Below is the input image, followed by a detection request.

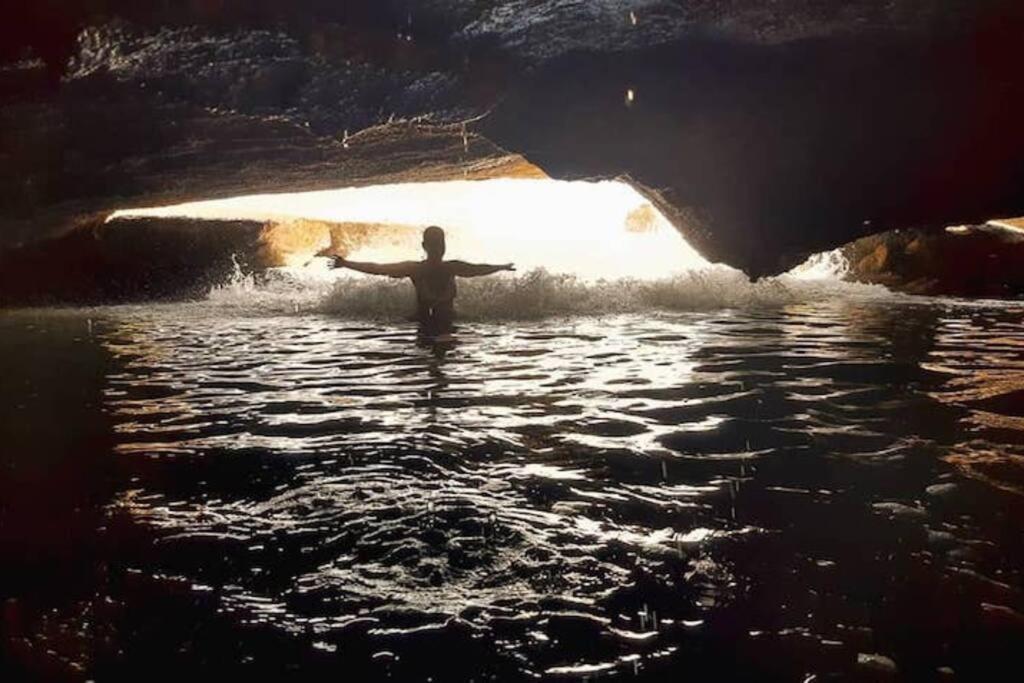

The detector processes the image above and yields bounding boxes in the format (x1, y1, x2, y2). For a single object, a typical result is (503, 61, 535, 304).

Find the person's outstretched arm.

(449, 261, 515, 277)
(332, 257, 417, 278)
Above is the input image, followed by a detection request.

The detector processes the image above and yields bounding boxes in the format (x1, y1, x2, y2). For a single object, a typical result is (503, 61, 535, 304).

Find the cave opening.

(109, 177, 714, 282)
(2, 175, 881, 309)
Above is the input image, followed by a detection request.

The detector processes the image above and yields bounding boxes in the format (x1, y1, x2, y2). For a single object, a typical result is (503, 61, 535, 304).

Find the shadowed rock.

(479, 30, 1024, 277)
(0, 216, 266, 305)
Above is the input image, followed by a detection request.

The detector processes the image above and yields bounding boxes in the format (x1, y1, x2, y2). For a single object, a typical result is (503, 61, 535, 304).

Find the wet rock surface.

(841, 225, 1024, 299)
(2, 2, 1024, 276)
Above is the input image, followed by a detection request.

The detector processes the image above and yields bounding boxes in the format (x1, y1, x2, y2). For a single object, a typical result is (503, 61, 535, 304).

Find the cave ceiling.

(2, 1, 1023, 277)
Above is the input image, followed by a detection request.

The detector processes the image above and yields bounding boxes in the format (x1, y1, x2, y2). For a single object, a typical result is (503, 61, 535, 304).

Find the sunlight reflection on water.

(4, 292, 1024, 680)
(12, 299, 999, 679)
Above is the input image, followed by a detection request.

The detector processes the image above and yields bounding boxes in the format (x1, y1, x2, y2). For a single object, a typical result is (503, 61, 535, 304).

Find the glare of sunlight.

(111, 179, 711, 279)
(987, 218, 1024, 234)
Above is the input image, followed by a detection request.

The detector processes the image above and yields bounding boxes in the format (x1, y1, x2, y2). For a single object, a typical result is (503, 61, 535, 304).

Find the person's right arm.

(333, 257, 417, 278)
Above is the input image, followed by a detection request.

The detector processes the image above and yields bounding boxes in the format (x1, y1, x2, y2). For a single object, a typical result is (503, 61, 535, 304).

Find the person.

(328, 226, 514, 332)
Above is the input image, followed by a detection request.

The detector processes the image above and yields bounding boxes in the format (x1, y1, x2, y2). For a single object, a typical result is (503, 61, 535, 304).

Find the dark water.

(3, 301, 1024, 681)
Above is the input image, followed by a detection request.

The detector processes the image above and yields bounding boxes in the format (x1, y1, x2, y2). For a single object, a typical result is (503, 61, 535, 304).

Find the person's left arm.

(448, 261, 515, 277)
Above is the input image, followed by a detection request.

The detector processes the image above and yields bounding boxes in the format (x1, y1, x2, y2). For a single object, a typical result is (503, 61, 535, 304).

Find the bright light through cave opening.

(111, 179, 713, 280)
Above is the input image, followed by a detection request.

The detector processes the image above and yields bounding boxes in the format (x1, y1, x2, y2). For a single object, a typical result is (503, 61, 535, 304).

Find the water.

(3, 274, 1024, 681)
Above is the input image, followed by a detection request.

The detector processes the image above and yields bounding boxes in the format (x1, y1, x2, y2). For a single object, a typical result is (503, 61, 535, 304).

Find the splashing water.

(205, 259, 897, 318)
(788, 248, 851, 280)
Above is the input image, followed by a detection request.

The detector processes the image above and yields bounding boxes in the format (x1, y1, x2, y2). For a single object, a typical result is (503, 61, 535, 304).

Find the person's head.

(422, 226, 446, 260)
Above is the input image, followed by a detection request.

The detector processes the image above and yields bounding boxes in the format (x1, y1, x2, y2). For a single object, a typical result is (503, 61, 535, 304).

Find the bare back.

(410, 261, 458, 310)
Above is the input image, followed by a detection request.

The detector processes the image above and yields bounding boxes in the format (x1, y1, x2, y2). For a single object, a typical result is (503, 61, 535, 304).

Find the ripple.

(5, 302, 1024, 679)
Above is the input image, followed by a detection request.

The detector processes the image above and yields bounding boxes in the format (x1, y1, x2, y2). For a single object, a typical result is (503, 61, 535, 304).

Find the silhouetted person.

(329, 226, 514, 333)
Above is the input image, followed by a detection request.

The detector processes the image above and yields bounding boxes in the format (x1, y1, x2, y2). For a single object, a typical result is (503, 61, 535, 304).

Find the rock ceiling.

(2, 1, 1023, 276)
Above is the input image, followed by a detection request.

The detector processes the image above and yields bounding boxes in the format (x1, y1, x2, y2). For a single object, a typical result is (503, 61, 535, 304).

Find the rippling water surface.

(3, 294, 1024, 681)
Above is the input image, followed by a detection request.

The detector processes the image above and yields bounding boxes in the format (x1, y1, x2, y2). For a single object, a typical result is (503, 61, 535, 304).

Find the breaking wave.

(205, 256, 900, 319)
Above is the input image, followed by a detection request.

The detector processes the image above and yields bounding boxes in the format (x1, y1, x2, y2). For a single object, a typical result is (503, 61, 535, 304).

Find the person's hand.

(315, 248, 345, 268)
